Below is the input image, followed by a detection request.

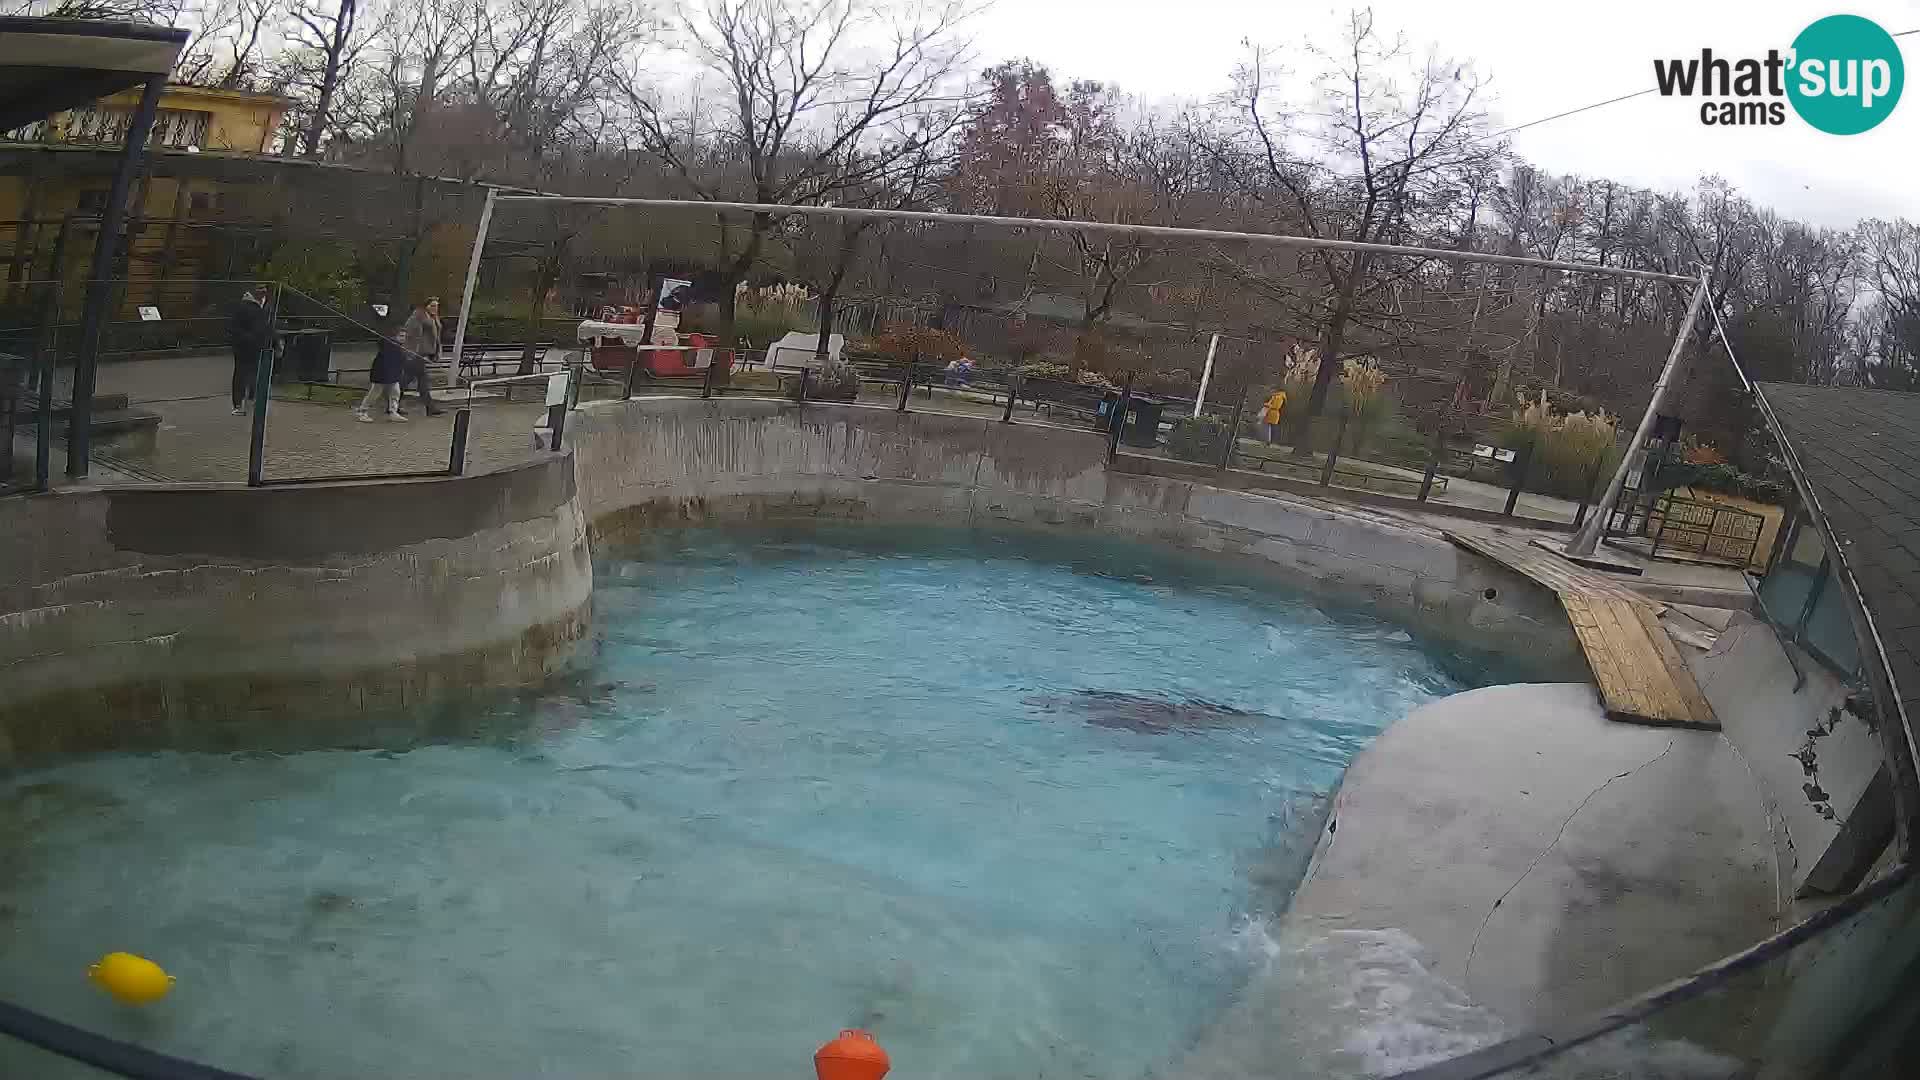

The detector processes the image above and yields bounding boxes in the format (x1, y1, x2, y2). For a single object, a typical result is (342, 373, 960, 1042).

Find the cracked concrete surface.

(1283, 682, 1779, 1032)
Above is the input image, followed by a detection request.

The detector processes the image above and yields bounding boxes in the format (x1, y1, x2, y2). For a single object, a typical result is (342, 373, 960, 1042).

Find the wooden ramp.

(1446, 531, 1718, 729)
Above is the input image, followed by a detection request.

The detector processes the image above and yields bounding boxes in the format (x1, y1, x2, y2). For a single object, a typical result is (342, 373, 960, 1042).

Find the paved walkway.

(88, 353, 551, 483)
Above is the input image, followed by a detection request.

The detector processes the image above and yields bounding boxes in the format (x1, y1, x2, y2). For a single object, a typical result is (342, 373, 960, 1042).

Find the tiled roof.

(1759, 383, 1920, 724)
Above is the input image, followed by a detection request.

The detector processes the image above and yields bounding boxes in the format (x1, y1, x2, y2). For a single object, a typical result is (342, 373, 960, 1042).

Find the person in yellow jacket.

(1259, 387, 1288, 443)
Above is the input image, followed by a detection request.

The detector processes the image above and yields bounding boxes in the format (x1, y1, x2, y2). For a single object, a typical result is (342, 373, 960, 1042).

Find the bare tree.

(1210, 9, 1500, 449)
(0, 0, 185, 17)
(176, 0, 281, 89)
(787, 130, 950, 364)
(614, 0, 974, 354)
(1859, 218, 1920, 388)
(289, 0, 363, 157)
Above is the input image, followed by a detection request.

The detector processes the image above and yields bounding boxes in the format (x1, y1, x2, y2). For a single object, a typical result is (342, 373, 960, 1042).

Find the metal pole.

(1574, 458, 1604, 528)
(1566, 273, 1709, 555)
(896, 361, 912, 411)
(1218, 402, 1242, 472)
(1418, 418, 1446, 502)
(449, 187, 496, 388)
(33, 295, 55, 491)
(702, 352, 717, 398)
(1001, 373, 1020, 423)
(447, 408, 471, 475)
(1504, 441, 1534, 517)
(68, 75, 165, 479)
(491, 196, 1695, 285)
(1106, 374, 1135, 465)
(245, 288, 278, 486)
(1193, 332, 1219, 418)
(1320, 407, 1349, 486)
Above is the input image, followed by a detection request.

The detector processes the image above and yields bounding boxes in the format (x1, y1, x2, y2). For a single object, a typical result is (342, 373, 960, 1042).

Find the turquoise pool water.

(0, 527, 1501, 1078)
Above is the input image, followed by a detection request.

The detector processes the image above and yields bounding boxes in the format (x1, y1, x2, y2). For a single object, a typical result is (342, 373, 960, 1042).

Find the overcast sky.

(968, 0, 1919, 230)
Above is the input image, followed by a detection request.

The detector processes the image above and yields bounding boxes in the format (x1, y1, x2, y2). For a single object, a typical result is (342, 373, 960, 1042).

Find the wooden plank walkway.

(1446, 531, 1719, 729)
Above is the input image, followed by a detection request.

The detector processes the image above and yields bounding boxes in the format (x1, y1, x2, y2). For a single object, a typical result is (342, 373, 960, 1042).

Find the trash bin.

(279, 328, 332, 383)
(1122, 398, 1165, 447)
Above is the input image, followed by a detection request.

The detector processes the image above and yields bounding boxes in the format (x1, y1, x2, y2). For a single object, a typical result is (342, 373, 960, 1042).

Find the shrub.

(787, 359, 862, 401)
(1015, 360, 1071, 382)
(1660, 461, 1790, 505)
(1680, 437, 1727, 466)
(1076, 369, 1118, 391)
(1500, 390, 1622, 499)
(1339, 357, 1393, 451)
(1282, 344, 1319, 393)
(1141, 368, 1197, 396)
(869, 324, 968, 364)
(261, 239, 364, 313)
(1167, 414, 1232, 463)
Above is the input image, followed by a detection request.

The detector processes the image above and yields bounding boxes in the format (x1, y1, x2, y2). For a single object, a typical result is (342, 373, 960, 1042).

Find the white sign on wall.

(137, 306, 161, 322)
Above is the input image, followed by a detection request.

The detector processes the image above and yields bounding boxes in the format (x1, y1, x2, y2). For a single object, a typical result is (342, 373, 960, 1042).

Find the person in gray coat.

(398, 296, 443, 416)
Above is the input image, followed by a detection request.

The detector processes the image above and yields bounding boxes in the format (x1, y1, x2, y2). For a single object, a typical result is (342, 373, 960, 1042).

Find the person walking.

(397, 296, 444, 416)
(354, 325, 408, 423)
(1260, 386, 1288, 444)
(226, 287, 272, 415)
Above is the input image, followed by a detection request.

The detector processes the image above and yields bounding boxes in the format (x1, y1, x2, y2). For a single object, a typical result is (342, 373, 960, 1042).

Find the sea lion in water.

(1026, 690, 1269, 734)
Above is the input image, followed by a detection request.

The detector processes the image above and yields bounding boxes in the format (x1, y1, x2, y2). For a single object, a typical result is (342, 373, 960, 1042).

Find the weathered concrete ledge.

(1279, 683, 1777, 1035)
(0, 455, 592, 766)
(570, 396, 1588, 678)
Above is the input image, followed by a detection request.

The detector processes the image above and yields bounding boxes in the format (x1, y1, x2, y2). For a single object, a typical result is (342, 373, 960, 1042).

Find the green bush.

(261, 240, 364, 313)
(1166, 414, 1232, 463)
(1659, 462, 1790, 505)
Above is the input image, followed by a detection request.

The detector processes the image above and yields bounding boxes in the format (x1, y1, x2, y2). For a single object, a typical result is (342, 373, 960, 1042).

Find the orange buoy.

(814, 1029, 889, 1080)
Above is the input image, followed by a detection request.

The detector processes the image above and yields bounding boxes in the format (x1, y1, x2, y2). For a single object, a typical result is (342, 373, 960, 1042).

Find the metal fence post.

(1218, 402, 1242, 472)
(1573, 457, 1606, 528)
(1001, 373, 1020, 423)
(622, 348, 639, 400)
(1319, 406, 1350, 486)
(1105, 374, 1135, 465)
(32, 290, 57, 491)
(798, 366, 812, 405)
(568, 350, 585, 410)
(1417, 418, 1447, 502)
(1503, 440, 1535, 517)
(447, 408, 471, 475)
(545, 370, 568, 451)
(896, 361, 913, 411)
(701, 353, 717, 399)
(69, 75, 165, 479)
(246, 341, 273, 486)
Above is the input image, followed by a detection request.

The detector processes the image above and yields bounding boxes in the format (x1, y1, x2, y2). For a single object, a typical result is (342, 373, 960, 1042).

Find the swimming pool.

(0, 526, 1503, 1078)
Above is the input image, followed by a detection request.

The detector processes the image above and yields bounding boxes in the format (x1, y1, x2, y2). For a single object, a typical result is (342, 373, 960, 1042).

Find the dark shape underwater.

(1026, 689, 1273, 734)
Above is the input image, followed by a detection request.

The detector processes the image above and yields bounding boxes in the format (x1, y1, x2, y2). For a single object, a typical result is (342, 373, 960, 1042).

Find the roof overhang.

(0, 17, 189, 133)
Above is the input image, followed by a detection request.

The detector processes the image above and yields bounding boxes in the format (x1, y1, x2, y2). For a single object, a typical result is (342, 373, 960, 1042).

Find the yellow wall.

(78, 85, 289, 154)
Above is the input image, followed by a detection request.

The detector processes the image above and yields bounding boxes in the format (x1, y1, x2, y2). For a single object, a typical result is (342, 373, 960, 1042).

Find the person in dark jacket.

(227, 288, 272, 414)
(354, 324, 409, 423)
(397, 296, 443, 416)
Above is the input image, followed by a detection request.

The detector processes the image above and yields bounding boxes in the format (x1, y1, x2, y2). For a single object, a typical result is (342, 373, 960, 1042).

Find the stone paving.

(92, 353, 555, 483)
(61, 354, 1584, 537)
(75, 354, 1047, 485)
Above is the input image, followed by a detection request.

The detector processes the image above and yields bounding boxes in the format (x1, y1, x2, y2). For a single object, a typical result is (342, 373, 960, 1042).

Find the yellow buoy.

(88, 952, 174, 1005)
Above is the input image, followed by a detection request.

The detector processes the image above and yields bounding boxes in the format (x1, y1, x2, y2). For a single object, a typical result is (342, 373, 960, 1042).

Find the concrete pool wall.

(570, 397, 1586, 676)
(0, 454, 590, 766)
(0, 395, 1585, 761)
